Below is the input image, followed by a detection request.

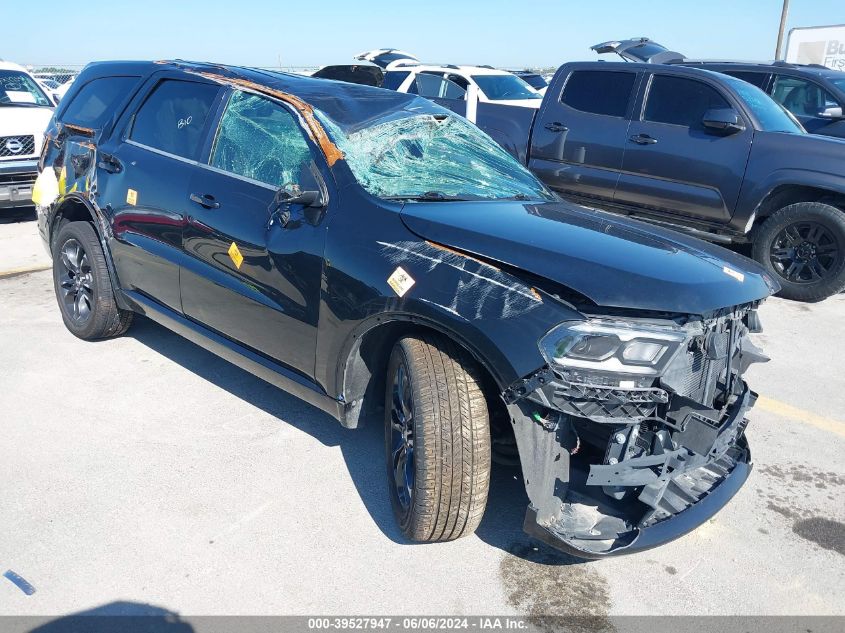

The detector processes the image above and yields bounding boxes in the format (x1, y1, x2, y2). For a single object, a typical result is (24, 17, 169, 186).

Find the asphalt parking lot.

(1, 211, 843, 622)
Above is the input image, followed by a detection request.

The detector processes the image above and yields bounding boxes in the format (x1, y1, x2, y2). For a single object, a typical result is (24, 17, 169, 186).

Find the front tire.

(52, 221, 133, 340)
(752, 202, 845, 302)
(385, 333, 491, 543)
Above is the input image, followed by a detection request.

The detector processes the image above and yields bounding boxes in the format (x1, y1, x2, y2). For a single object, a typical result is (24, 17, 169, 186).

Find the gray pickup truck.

(406, 61, 845, 302)
(472, 62, 845, 302)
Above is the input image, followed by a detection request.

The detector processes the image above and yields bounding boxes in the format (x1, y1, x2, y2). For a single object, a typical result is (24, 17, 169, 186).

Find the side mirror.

(274, 183, 325, 208)
(702, 108, 746, 134)
(819, 105, 844, 119)
(270, 184, 326, 228)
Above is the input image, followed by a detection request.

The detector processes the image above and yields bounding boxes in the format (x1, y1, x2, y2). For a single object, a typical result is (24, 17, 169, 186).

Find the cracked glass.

(318, 111, 555, 201)
(211, 90, 314, 188)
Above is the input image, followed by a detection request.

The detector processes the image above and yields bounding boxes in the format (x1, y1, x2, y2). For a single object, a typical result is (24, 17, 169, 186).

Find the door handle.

(544, 122, 569, 133)
(629, 134, 658, 145)
(189, 192, 220, 209)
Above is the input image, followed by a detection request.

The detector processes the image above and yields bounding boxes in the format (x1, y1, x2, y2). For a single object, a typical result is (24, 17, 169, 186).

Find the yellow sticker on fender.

(387, 266, 415, 297)
(126, 189, 137, 205)
(228, 242, 244, 269)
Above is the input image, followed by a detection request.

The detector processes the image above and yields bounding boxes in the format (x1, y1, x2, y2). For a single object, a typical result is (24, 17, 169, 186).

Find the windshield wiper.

(384, 191, 476, 202)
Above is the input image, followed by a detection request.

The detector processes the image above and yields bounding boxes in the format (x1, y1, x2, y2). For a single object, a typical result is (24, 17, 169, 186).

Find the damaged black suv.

(36, 61, 778, 557)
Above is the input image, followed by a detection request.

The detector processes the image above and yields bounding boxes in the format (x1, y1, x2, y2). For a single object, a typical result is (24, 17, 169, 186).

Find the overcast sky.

(5, 0, 843, 69)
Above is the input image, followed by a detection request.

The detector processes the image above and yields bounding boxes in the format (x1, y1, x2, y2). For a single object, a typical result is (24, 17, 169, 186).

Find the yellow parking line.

(757, 395, 845, 438)
(0, 264, 51, 279)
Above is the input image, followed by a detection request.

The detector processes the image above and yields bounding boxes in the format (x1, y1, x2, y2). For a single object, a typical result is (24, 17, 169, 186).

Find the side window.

(723, 71, 770, 90)
(209, 90, 315, 188)
(772, 75, 840, 117)
(560, 70, 637, 117)
(644, 75, 730, 128)
(61, 76, 141, 128)
(383, 71, 410, 91)
(130, 79, 220, 160)
(414, 73, 447, 98)
(441, 76, 467, 100)
(447, 74, 470, 90)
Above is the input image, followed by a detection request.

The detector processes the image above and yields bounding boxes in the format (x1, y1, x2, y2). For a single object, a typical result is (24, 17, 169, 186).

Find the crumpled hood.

(399, 199, 777, 315)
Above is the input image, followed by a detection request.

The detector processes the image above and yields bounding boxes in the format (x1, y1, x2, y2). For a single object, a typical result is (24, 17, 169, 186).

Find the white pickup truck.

(0, 61, 54, 210)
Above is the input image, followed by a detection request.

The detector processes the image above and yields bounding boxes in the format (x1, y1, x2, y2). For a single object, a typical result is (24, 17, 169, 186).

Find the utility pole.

(775, 0, 791, 60)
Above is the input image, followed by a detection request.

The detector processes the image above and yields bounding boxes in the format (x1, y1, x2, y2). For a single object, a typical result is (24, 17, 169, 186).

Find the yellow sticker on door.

(126, 189, 137, 205)
(228, 242, 244, 269)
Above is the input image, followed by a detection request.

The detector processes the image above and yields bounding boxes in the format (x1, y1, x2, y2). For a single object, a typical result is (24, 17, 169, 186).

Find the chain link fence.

(27, 65, 85, 87)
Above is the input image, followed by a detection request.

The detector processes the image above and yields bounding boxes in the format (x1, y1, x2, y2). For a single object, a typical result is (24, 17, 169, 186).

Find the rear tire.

(751, 202, 845, 302)
(52, 221, 133, 340)
(384, 333, 491, 542)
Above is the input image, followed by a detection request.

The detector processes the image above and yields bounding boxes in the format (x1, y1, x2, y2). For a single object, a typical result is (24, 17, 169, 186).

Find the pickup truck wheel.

(752, 202, 845, 302)
(384, 334, 491, 542)
(52, 221, 133, 340)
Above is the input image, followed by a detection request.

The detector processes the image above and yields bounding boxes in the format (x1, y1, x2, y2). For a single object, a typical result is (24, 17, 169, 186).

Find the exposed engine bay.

(504, 304, 767, 557)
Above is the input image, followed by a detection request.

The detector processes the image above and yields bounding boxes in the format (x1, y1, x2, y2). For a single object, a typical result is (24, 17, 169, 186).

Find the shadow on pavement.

(128, 315, 584, 564)
(27, 601, 193, 633)
(0, 206, 36, 225)
(128, 316, 404, 546)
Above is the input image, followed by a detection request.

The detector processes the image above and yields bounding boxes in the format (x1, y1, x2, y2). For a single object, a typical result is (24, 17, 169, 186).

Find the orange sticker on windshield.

(228, 242, 244, 269)
(126, 189, 137, 205)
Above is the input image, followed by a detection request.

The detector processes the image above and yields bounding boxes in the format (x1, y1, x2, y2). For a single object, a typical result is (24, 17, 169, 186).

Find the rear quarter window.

(61, 76, 141, 129)
(560, 70, 637, 117)
(129, 79, 220, 160)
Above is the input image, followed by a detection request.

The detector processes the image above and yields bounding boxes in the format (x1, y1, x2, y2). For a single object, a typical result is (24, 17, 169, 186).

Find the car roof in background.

(405, 64, 514, 76)
(71, 59, 439, 134)
(680, 60, 845, 77)
(564, 59, 746, 80)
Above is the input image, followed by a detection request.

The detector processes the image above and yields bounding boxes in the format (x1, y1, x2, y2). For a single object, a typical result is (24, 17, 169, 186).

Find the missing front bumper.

(523, 456, 751, 559)
(509, 383, 756, 558)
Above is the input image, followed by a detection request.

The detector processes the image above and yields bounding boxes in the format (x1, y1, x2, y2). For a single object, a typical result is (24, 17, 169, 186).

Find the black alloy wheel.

(769, 221, 840, 284)
(384, 334, 491, 543)
(389, 358, 415, 517)
(52, 221, 134, 340)
(752, 202, 845, 302)
(57, 238, 94, 325)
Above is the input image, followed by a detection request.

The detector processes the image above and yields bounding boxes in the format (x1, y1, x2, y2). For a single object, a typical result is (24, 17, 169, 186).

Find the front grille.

(551, 381, 669, 423)
(0, 172, 36, 186)
(0, 135, 36, 158)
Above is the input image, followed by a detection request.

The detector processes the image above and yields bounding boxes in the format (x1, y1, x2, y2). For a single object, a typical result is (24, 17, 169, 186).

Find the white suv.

(391, 64, 543, 109)
(0, 61, 54, 210)
(353, 50, 542, 122)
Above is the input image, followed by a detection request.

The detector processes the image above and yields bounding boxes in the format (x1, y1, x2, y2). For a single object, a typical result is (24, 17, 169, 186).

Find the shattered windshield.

(319, 111, 555, 201)
(0, 70, 52, 107)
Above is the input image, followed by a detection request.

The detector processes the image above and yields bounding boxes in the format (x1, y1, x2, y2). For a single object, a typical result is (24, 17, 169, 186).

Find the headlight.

(539, 319, 687, 376)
